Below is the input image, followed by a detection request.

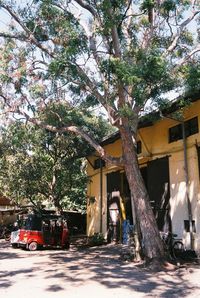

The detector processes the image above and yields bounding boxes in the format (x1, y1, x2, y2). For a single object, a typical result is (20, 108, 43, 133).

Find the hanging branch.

(19, 109, 125, 167)
(177, 44, 200, 66)
(1, 3, 54, 58)
(163, 9, 200, 56)
(73, 0, 98, 18)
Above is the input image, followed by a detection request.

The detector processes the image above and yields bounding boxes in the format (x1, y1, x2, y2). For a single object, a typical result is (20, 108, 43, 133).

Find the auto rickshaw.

(11, 213, 70, 251)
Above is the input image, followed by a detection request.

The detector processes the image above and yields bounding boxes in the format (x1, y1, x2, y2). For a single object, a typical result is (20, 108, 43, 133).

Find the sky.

(0, 8, 10, 29)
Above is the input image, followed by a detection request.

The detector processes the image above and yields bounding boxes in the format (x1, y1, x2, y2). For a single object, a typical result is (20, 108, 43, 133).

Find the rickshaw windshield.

(20, 215, 42, 231)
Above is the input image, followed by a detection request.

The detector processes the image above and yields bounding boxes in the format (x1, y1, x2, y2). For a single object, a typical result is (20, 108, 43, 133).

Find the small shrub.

(88, 233, 105, 246)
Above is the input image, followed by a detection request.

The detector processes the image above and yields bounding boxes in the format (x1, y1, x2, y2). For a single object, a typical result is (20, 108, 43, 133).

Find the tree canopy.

(0, 103, 114, 212)
(0, 1, 199, 119)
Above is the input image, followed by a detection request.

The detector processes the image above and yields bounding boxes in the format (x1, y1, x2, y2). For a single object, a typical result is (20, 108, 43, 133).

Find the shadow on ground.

(48, 244, 199, 297)
(0, 239, 199, 297)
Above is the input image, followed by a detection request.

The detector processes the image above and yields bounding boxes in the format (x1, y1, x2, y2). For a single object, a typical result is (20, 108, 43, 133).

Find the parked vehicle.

(160, 231, 184, 259)
(11, 213, 70, 251)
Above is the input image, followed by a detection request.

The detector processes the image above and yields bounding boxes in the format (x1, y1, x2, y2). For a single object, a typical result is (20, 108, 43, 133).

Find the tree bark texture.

(119, 126, 165, 260)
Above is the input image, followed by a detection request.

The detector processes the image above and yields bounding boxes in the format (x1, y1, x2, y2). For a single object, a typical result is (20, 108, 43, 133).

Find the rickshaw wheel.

(28, 241, 38, 251)
(4, 232, 11, 241)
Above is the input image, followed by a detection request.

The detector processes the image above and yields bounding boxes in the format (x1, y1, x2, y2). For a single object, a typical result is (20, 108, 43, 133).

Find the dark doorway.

(107, 171, 121, 195)
(140, 166, 148, 189)
(196, 146, 200, 178)
(106, 156, 171, 242)
(147, 156, 171, 232)
(107, 196, 121, 242)
(106, 171, 132, 242)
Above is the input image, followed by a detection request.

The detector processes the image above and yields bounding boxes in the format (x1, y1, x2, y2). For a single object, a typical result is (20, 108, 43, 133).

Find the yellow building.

(87, 93, 200, 253)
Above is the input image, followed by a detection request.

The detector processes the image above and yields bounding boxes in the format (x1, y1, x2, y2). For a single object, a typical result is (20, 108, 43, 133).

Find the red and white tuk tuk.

(11, 213, 70, 251)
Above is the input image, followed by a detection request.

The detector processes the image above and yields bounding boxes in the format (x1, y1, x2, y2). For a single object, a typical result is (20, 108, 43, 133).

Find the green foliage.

(183, 62, 200, 92)
(0, 122, 88, 210)
(0, 0, 198, 201)
(26, 19, 49, 41)
(88, 233, 105, 246)
(161, 0, 176, 13)
(141, 0, 155, 11)
(39, 102, 114, 143)
(0, 105, 113, 211)
(101, 48, 175, 107)
(0, 0, 198, 115)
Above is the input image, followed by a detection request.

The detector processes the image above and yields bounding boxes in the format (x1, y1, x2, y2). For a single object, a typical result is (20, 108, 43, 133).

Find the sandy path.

(0, 239, 200, 298)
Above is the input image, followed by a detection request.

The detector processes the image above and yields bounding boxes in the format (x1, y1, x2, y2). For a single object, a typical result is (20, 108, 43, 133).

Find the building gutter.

(181, 123, 194, 250)
(100, 159, 103, 233)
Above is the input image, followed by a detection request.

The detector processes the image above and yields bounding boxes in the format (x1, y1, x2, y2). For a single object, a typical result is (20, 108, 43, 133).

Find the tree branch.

(164, 9, 200, 56)
(1, 4, 54, 58)
(0, 32, 27, 41)
(122, 1, 134, 50)
(0, 10, 116, 121)
(0, 92, 123, 166)
(73, 0, 98, 18)
(74, 62, 117, 118)
(18, 110, 124, 167)
(177, 44, 200, 66)
(118, 0, 132, 29)
(111, 25, 122, 58)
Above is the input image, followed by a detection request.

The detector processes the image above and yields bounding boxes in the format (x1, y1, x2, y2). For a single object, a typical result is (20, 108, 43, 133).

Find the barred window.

(169, 117, 198, 143)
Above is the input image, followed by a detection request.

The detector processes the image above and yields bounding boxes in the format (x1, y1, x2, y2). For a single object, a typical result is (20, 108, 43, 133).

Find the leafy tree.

(0, 0, 199, 263)
(0, 104, 114, 212)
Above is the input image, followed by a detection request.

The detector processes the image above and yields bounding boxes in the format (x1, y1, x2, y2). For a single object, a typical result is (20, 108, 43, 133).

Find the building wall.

(87, 99, 200, 252)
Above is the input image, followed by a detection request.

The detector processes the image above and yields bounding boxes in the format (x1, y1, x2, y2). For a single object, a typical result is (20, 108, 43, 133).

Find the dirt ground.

(0, 239, 200, 298)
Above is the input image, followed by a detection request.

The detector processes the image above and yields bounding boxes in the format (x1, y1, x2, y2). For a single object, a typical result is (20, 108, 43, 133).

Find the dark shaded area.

(46, 285, 64, 292)
(66, 212, 86, 235)
(106, 157, 171, 242)
(0, 281, 13, 288)
(147, 156, 171, 232)
(106, 171, 133, 242)
(0, 251, 20, 260)
(0, 269, 34, 278)
(0, 269, 34, 290)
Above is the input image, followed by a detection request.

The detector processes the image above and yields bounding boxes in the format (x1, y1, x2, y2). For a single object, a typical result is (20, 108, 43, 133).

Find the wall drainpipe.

(100, 159, 103, 233)
(160, 112, 194, 250)
(182, 122, 194, 250)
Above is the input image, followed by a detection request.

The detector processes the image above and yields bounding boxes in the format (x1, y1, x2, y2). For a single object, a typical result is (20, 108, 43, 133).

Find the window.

(185, 117, 199, 137)
(184, 220, 196, 233)
(169, 123, 182, 143)
(137, 140, 142, 154)
(169, 116, 198, 143)
(94, 158, 105, 170)
(196, 146, 200, 178)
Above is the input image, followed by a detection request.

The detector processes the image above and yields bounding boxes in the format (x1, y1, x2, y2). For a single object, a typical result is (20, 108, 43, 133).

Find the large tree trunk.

(119, 126, 166, 260)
